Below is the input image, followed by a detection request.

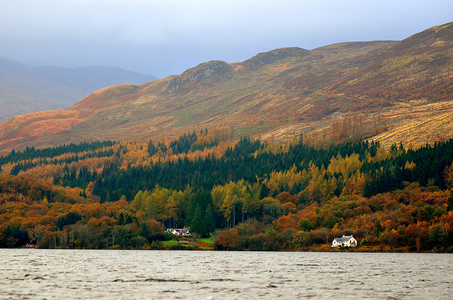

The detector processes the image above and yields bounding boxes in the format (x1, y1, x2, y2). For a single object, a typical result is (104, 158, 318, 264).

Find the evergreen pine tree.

(259, 183, 269, 199)
(290, 182, 300, 195)
(190, 204, 207, 236)
(205, 204, 216, 234)
(284, 182, 290, 192)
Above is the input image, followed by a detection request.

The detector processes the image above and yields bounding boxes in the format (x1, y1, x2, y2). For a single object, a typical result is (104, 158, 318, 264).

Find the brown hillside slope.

(0, 42, 391, 150)
(0, 22, 452, 151)
(325, 22, 453, 103)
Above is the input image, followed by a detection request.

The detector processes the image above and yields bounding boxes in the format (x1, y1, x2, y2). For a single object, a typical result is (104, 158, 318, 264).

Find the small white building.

(166, 227, 190, 236)
(331, 235, 357, 248)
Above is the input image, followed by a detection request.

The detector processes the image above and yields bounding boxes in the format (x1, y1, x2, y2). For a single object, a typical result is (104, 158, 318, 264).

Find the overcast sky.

(1, 0, 451, 78)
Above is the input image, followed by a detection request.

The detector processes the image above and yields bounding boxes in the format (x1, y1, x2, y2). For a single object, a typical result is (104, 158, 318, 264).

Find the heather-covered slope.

(0, 22, 452, 151)
(325, 22, 453, 103)
(0, 41, 391, 150)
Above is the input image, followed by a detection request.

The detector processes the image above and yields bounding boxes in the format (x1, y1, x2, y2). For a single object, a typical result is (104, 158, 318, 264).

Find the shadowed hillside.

(0, 59, 157, 122)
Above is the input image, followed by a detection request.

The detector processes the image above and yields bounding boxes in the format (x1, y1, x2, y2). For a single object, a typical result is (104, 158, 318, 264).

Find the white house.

(331, 235, 357, 248)
(165, 227, 190, 236)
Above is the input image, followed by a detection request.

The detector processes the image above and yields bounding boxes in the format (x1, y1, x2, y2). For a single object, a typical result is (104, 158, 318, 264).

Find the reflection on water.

(0, 249, 451, 299)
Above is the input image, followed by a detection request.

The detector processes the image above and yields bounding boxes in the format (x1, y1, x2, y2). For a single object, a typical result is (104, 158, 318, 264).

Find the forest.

(0, 129, 452, 252)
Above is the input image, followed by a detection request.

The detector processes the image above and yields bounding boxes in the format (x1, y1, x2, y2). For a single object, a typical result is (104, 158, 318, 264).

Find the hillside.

(0, 58, 157, 122)
(0, 22, 452, 151)
(0, 134, 452, 251)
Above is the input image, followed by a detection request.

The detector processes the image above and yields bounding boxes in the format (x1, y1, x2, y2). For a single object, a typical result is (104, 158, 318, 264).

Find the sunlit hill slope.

(0, 22, 452, 151)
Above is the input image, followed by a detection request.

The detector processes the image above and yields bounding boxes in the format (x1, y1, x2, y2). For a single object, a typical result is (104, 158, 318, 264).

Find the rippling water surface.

(0, 249, 451, 299)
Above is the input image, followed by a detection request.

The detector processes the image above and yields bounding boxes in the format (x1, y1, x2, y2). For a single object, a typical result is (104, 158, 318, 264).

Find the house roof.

(333, 235, 355, 242)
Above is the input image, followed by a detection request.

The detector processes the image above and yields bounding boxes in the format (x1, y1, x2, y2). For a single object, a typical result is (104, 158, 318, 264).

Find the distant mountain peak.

(0, 59, 158, 122)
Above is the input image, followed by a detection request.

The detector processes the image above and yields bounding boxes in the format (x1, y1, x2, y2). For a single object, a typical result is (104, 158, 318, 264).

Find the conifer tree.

(190, 204, 207, 236)
(147, 140, 158, 156)
(259, 183, 269, 199)
(205, 204, 216, 234)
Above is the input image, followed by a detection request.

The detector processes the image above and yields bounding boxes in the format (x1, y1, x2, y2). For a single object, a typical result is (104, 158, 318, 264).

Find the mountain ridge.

(0, 59, 157, 122)
(0, 22, 452, 152)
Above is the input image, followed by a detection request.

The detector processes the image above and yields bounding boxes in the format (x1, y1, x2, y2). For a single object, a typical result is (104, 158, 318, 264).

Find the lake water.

(0, 249, 451, 299)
